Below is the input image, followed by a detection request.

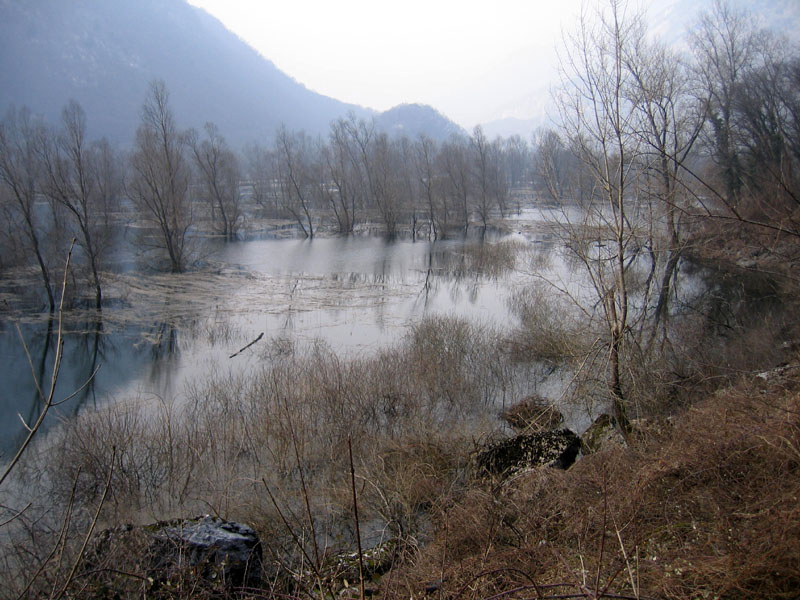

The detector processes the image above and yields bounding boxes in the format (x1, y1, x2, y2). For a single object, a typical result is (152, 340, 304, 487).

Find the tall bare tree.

(322, 132, 355, 234)
(471, 125, 493, 228)
(0, 107, 55, 310)
(553, 0, 645, 434)
(440, 134, 471, 235)
(190, 122, 242, 240)
(371, 132, 402, 238)
(414, 134, 441, 239)
(624, 23, 705, 345)
(690, 0, 766, 206)
(128, 81, 192, 273)
(40, 100, 113, 309)
(275, 125, 317, 238)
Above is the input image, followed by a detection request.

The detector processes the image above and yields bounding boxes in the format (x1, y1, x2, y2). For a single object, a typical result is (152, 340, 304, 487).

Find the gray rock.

(326, 537, 397, 584)
(296, 538, 398, 594)
(149, 515, 262, 588)
(476, 429, 581, 476)
(88, 515, 262, 592)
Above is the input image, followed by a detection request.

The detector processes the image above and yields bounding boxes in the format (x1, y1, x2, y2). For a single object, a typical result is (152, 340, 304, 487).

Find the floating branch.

(229, 332, 264, 358)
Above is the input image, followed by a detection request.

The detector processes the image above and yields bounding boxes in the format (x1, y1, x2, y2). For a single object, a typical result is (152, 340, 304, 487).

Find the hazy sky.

(184, 0, 597, 128)
(186, 0, 798, 129)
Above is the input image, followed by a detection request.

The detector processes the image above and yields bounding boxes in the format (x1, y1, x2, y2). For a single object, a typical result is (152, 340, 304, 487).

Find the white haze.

(187, 0, 800, 131)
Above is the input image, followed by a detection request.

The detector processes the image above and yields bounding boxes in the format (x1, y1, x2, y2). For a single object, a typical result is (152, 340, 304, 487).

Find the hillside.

(375, 103, 464, 141)
(0, 0, 369, 146)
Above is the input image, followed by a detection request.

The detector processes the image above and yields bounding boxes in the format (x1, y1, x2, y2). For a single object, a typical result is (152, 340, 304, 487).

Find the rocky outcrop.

(476, 429, 581, 476)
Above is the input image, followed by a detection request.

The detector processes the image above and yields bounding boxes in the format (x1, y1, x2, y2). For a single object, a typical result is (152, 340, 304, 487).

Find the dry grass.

(388, 370, 800, 600)
(2, 316, 509, 598)
(6, 361, 800, 599)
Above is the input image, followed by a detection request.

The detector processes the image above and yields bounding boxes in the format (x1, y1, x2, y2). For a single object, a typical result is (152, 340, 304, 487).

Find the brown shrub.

(383, 373, 800, 600)
(499, 394, 563, 432)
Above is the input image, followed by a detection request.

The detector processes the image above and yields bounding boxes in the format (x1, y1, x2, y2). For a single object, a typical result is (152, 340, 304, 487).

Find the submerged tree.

(0, 107, 56, 310)
(471, 125, 493, 228)
(624, 27, 704, 345)
(440, 134, 472, 234)
(414, 134, 441, 239)
(274, 125, 318, 238)
(128, 80, 192, 273)
(40, 100, 119, 309)
(190, 122, 243, 240)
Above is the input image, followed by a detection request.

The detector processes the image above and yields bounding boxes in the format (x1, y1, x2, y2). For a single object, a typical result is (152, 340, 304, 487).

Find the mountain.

(374, 104, 464, 142)
(0, 0, 371, 147)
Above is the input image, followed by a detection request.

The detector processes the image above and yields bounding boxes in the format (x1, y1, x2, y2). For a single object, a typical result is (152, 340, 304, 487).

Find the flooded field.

(1, 213, 571, 457)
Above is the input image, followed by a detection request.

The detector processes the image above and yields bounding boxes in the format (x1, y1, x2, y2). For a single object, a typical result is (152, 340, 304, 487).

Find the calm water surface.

(1, 231, 537, 456)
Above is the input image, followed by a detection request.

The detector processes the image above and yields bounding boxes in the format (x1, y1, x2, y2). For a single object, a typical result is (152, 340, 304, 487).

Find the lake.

(1, 224, 548, 458)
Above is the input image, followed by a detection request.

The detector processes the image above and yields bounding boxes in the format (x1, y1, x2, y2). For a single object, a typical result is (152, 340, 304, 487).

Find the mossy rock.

(326, 538, 398, 587)
(581, 414, 627, 454)
(294, 538, 398, 595)
(476, 429, 581, 477)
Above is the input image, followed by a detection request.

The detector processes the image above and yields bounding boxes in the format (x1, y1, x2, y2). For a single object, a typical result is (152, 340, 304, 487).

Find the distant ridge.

(375, 103, 465, 142)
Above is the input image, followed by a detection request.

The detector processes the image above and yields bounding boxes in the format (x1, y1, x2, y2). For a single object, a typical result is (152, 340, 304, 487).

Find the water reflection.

(1, 232, 529, 457)
(0, 314, 177, 456)
(65, 315, 105, 414)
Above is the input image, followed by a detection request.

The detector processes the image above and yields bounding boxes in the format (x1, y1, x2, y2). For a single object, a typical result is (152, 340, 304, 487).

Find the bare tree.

(190, 122, 242, 240)
(489, 137, 509, 218)
(470, 125, 493, 228)
(440, 134, 471, 235)
(90, 138, 123, 232)
(414, 134, 440, 239)
(339, 115, 400, 236)
(322, 131, 355, 234)
(553, 0, 645, 434)
(396, 135, 419, 239)
(624, 23, 704, 344)
(243, 142, 278, 216)
(40, 100, 114, 309)
(274, 125, 317, 238)
(690, 0, 767, 206)
(503, 134, 531, 191)
(370, 131, 402, 238)
(533, 128, 581, 203)
(0, 107, 55, 310)
(326, 117, 366, 234)
(128, 81, 192, 273)
(729, 52, 800, 238)
(686, 1, 800, 255)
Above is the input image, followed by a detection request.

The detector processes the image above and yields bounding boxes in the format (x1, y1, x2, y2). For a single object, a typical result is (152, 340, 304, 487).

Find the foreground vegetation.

(2, 0, 800, 598)
(1, 287, 798, 598)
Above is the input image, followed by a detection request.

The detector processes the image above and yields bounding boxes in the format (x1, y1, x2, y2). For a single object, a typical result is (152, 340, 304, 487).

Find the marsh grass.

(457, 240, 522, 279)
(2, 315, 524, 597)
